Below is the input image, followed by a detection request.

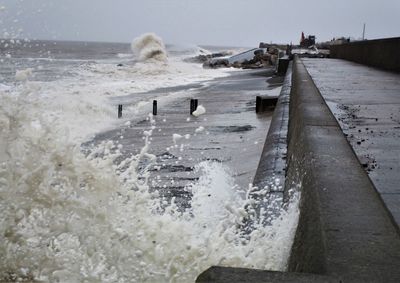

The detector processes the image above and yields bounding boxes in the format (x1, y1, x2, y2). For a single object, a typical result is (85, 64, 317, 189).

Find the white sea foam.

(195, 126, 205, 133)
(0, 93, 299, 281)
(0, 83, 11, 91)
(15, 68, 33, 81)
(117, 53, 133, 59)
(172, 133, 183, 144)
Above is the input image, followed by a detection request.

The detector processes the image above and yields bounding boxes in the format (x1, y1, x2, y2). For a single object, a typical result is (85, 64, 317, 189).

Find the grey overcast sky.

(1, 0, 399, 46)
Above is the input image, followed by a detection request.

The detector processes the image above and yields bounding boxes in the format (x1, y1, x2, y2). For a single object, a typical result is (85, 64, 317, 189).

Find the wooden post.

(118, 104, 123, 118)
(190, 99, 199, 115)
(190, 99, 195, 115)
(153, 100, 157, 115)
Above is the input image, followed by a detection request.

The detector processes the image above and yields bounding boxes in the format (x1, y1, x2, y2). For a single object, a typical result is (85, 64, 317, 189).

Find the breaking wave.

(131, 33, 168, 62)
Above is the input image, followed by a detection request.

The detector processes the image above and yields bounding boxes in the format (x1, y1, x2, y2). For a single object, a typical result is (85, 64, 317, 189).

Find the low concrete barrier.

(255, 95, 278, 113)
(277, 57, 290, 75)
(330, 37, 400, 72)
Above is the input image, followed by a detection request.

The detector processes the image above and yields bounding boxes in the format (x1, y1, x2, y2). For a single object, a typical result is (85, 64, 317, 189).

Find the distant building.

(300, 32, 316, 47)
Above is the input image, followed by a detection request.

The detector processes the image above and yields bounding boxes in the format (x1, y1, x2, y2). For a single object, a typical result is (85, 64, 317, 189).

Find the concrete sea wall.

(197, 56, 400, 282)
(330, 37, 400, 72)
(285, 56, 400, 281)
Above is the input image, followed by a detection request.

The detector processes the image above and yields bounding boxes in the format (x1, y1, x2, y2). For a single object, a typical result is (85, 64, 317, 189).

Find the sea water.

(0, 34, 299, 282)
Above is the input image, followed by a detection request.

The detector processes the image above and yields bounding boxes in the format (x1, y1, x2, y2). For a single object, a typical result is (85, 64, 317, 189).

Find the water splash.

(131, 33, 168, 63)
(0, 79, 299, 283)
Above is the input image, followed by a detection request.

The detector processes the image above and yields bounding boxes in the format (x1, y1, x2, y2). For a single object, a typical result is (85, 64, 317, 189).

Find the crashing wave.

(131, 33, 168, 62)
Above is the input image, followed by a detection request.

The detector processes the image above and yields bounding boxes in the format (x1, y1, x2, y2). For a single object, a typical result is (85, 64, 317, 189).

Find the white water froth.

(0, 90, 299, 282)
(15, 68, 33, 81)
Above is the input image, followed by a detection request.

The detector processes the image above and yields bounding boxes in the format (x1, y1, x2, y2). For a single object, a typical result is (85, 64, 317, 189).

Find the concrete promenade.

(302, 58, 400, 228)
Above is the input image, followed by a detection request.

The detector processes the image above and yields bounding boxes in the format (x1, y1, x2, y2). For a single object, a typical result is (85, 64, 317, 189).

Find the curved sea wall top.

(330, 37, 400, 72)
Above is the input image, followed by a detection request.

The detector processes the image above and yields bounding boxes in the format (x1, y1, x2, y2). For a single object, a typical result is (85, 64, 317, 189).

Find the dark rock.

(186, 51, 232, 64)
(203, 58, 230, 69)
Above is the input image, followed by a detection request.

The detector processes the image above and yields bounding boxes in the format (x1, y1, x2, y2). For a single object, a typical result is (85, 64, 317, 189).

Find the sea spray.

(0, 89, 300, 282)
(15, 68, 33, 81)
(131, 33, 168, 62)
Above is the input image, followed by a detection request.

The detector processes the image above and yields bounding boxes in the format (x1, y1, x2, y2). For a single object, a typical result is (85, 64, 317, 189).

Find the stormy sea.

(0, 34, 299, 282)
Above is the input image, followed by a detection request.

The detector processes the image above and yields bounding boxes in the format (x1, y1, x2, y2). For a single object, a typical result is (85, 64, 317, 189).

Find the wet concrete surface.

(87, 68, 283, 206)
(302, 58, 400, 228)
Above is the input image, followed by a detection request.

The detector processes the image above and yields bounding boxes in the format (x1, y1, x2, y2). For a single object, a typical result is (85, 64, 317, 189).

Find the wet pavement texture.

(302, 58, 400, 227)
(88, 68, 282, 206)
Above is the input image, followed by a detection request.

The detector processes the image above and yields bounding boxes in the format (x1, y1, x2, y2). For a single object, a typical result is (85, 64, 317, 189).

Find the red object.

(301, 32, 305, 44)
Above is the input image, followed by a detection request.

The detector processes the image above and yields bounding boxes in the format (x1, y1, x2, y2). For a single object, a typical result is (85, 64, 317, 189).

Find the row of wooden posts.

(118, 99, 199, 118)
